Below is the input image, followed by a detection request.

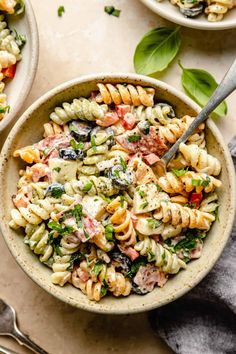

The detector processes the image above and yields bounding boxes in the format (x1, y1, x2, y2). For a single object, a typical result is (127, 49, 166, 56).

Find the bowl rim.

(139, 0, 236, 30)
(0, 72, 235, 314)
(0, 0, 39, 133)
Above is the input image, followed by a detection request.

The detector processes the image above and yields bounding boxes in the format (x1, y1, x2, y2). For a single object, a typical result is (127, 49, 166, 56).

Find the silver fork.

(0, 299, 48, 354)
(155, 58, 236, 175)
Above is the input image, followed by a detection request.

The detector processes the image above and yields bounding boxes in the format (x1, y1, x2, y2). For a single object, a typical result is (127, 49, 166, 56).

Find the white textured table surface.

(0, 1, 236, 353)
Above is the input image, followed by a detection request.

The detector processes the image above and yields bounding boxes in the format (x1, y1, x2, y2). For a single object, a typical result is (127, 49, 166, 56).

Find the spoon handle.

(163, 58, 236, 165)
(0, 345, 19, 354)
(12, 326, 48, 354)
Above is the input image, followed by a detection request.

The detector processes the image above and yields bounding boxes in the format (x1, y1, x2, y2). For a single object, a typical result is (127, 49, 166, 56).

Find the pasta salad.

(0, 0, 25, 120)
(10, 83, 221, 301)
(158, 0, 236, 22)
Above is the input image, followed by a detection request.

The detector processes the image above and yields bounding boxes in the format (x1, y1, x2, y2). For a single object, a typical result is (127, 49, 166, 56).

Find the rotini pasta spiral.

(205, 0, 234, 21)
(179, 143, 221, 176)
(51, 255, 72, 286)
(43, 121, 70, 137)
(64, 175, 118, 197)
(50, 98, 108, 125)
(95, 83, 155, 107)
(24, 223, 53, 263)
(158, 115, 205, 145)
(135, 237, 186, 274)
(199, 193, 219, 213)
(13, 146, 41, 164)
(132, 103, 175, 126)
(153, 200, 215, 230)
(0, 15, 21, 60)
(158, 171, 222, 194)
(107, 197, 137, 246)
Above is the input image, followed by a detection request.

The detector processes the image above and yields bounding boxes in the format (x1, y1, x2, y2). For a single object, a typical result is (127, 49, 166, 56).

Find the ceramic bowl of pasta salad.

(140, 0, 236, 30)
(0, 73, 235, 314)
(0, 0, 38, 133)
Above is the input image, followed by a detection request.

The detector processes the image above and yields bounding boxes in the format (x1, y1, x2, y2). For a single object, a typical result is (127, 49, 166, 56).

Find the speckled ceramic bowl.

(0, 0, 39, 133)
(140, 0, 236, 30)
(0, 73, 235, 314)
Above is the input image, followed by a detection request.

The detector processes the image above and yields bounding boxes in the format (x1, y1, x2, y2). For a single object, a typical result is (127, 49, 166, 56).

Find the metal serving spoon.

(155, 58, 236, 176)
(0, 299, 48, 354)
(0, 344, 20, 354)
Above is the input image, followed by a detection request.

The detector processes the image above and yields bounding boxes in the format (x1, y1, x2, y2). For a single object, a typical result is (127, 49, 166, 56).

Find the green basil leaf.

(134, 27, 181, 75)
(179, 61, 227, 117)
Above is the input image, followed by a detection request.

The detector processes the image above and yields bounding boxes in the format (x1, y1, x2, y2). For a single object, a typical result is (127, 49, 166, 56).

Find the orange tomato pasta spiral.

(95, 83, 155, 107)
(106, 197, 137, 246)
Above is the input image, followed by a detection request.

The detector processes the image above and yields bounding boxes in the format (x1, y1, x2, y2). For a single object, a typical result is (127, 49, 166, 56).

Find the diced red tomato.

(143, 153, 160, 165)
(2, 64, 16, 79)
(96, 112, 119, 127)
(189, 192, 203, 208)
(122, 113, 136, 130)
(116, 104, 131, 118)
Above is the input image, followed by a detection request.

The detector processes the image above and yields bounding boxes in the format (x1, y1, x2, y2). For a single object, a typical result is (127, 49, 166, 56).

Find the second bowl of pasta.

(0, 73, 235, 314)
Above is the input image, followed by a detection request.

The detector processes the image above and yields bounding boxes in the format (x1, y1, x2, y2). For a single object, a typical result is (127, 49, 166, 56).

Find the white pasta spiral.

(158, 171, 222, 194)
(179, 143, 221, 176)
(135, 237, 186, 274)
(0, 15, 21, 60)
(153, 200, 215, 230)
(51, 255, 72, 286)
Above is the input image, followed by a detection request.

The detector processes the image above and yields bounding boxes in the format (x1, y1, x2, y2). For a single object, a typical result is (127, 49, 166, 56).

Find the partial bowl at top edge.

(0, 0, 39, 133)
(0, 73, 235, 314)
(140, 0, 236, 30)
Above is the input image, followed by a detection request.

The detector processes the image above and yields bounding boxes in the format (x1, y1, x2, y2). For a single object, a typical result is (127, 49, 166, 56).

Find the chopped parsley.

(12, 29, 26, 49)
(53, 167, 61, 173)
(48, 221, 73, 235)
(128, 134, 141, 143)
(58, 5, 65, 17)
(120, 157, 127, 171)
(173, 229, 206, 253)
(92, 261, 104, 276)
(105, 224, 114, 241)
(214, 205, 220, 222)
(91, 135, 97, 151)
(70, 139, 84, 150)
(0, 105, 10, 114)
(82, 182, 93, 192)
(67, 254, 81, 271)
(147, 218, 162, 229)
(138, 190, 146, 198)
(184, 202, 196, 209)
(120, 194, 124, 208)
(43, 148, 50, 156)
(71, 204, 83, 225)
(140, 201, 148, 209)
(191, 176, 211, 187)
(126, 257, 147, 278)
(156, 184, 163, 192)
(47, 184, 64, 198)
(104, 6, 121, 17)
(14, 0, 25, 15)
(171, 167, 188, 177)
(101, 285, 108, 297)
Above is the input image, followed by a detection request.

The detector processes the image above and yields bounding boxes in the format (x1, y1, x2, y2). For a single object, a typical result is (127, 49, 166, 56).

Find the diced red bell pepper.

(189, 192, 203, 208)
(143, 153, 160, 165)
(116, 104, 131, 118)
(2, 64, 17, 79)
(122, 113, 136, 130)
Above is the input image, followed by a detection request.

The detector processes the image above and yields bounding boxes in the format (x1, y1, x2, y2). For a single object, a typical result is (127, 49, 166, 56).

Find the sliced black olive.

(180, 4, 204, 17)
(59, 148, 85, 160)
(69, 120, 93, 142)
(156, 103, 176, 118)
(107, 165, 133, 190)
(132, 281, 150, 295)
(109, 251, 132, 274)
(45, 183, 65, 198)
(137, 121, 150, 135)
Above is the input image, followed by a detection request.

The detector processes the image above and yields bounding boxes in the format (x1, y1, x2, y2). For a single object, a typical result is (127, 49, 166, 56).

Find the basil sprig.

(179, 61, 227, 117)
(134, 27, 181, 75)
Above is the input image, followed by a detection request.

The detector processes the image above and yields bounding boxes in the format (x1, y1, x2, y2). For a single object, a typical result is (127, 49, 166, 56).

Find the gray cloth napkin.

(149, 136, 236, 354)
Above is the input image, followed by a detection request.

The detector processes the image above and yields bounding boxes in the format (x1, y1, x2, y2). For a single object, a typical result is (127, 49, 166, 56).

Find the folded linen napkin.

(149, 136, 236, 354)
